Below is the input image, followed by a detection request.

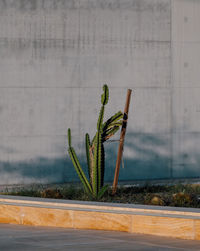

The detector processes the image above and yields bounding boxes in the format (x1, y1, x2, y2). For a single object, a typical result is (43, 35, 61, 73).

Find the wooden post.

(112, 89, 132, 195)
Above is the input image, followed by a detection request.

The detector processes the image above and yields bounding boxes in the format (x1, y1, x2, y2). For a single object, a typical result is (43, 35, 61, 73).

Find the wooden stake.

(112, 89, 132, 195)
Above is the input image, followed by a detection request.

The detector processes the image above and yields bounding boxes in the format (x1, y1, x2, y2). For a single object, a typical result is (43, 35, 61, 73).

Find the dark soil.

(2, 183, 200, 208)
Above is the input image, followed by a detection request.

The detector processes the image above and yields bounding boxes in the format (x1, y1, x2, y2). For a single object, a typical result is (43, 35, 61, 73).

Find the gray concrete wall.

(0, 0, 199, 185)
(171, 0, 200, 179)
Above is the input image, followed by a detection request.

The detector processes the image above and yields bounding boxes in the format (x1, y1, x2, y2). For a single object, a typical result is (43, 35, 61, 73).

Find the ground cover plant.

(2, 183, 200, 208)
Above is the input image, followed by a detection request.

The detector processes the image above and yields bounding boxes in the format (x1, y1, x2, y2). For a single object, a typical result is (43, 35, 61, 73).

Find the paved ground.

(0, 224, 200, 250)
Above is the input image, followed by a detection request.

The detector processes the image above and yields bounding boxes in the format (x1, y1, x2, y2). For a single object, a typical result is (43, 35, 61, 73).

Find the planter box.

(0, 195, 200, 240)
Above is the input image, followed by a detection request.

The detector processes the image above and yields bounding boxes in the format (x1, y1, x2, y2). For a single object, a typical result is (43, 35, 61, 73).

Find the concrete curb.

(0, 195, 200, 240)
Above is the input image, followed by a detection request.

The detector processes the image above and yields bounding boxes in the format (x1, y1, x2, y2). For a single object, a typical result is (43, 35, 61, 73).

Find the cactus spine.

(67, 85, 123, 199)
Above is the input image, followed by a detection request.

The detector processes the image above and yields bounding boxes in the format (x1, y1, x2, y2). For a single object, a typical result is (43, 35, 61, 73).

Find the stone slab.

(0, 196, 200, 240)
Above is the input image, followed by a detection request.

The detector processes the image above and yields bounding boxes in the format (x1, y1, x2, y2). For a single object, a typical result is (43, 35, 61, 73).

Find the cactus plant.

(67, 85, 123, 199)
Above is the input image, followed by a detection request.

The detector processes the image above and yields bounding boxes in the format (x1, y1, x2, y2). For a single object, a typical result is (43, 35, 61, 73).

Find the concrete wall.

(0, 0, 199, 185)
(172, 0, 200, 179)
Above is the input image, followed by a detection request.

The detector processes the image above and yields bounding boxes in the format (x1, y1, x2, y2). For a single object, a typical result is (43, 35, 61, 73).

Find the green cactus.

(67, 85, 123, 199)
(85, 133, 91, 184)
(68, 129, 92, 195)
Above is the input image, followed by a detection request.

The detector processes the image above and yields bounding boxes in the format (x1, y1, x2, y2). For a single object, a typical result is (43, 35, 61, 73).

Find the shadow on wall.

(0, 157, 76, 185)
(0, 132, 200, 185)
(104, 132, 172, 182)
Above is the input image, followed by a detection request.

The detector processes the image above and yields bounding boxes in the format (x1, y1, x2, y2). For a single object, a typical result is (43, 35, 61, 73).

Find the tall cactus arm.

(89, 145, 94, 184)
(97, 133, 103, 192)
(68, 128, 72, 147)
(101, 84, 109, 105)
(93, 83, 108, 196)
(85, 133, 91, 183)
(67, 129, 92, 194)
(97, 106, 105, 129)
(93, 106, 104, 196)
(98, 106, 105, 191)
(100, 143, 105, 187)
(93, 137, 98, 197)
(68, 147, 92, 194)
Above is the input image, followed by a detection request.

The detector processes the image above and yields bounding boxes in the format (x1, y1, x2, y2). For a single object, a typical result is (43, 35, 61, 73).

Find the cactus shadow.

(104, 132, 172, 183)
(104, 131, 200, 183)
(1, 132, 200, 185)
(0, 157, 78, 185)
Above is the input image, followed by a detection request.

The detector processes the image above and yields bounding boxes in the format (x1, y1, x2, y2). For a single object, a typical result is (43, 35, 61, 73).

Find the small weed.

(41, 189, 63, 199)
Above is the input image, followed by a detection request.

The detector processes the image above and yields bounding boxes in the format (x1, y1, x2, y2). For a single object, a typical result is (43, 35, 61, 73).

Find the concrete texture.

(0, 0, 199, 184)
(0, 224, 200, 251)
(171, 0, 200, 179)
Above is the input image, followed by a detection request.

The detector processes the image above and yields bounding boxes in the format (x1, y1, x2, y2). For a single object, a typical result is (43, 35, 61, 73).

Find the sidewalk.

(0, 224, 200, 250)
